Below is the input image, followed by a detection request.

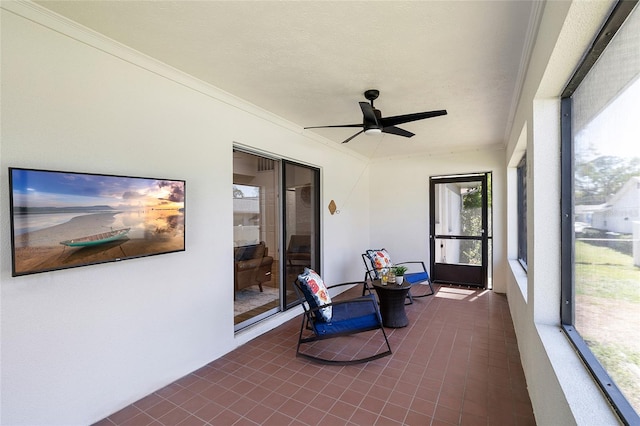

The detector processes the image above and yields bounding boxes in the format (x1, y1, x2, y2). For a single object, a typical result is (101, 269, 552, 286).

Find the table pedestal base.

(372, 280, 411, 328)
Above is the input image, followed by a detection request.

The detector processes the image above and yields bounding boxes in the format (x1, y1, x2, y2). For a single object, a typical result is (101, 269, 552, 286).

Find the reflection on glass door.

(283, 161, 320, 308)
(429, 174, 490, 288)
(233, 151, 280, 330)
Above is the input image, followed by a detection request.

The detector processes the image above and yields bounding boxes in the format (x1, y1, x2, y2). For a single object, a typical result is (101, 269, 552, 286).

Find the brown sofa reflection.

(234, 241, 273, 292)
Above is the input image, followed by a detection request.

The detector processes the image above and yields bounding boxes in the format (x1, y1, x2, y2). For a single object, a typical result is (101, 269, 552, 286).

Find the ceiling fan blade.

(359, 102, 379, 125)
(382, 126, 414, 138)
(380, 110, 447, 127)
(304, 124, 362, 129)
(341, 129, 364, 144)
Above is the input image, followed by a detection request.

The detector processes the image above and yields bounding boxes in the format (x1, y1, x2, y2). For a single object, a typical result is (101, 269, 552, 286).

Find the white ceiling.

(35, 1, 540, 159)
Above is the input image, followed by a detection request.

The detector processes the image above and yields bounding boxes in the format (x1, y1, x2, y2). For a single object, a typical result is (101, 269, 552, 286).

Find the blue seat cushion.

(405, 271, 429, 284)
(312, 294, 380, 336)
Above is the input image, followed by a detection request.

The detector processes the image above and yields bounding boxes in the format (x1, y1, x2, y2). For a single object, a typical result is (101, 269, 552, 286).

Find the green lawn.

(575, 240, 640, 303)
(575, 240, 640, 412)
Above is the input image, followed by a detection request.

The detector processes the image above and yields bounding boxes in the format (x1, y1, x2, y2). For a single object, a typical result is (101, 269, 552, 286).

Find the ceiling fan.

(304, 89, 447, 144)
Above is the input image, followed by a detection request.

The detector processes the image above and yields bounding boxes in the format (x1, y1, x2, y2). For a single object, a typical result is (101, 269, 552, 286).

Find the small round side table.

(371, 279, 411, 328)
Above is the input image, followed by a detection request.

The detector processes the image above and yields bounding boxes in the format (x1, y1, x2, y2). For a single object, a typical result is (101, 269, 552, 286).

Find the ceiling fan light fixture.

(304, 89, 446, 144)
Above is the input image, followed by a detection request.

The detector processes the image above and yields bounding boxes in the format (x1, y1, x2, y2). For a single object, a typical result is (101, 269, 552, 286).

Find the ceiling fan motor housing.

(364, 108, 383, 131)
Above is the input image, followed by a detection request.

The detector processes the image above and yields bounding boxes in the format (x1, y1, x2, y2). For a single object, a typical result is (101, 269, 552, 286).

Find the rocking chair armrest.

(325, 280, 368, 291)
(326, 280, 373, 297)
(293, 279, 373, 314)
(394, 261, 427, 271)
(305, 293, 378, 315)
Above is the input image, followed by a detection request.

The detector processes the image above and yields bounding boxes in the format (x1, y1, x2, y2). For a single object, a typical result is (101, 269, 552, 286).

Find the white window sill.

(509, 259, 528, 302)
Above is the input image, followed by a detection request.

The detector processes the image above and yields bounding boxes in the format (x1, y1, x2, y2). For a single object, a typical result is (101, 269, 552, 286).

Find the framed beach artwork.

(9, 167, 185, 276)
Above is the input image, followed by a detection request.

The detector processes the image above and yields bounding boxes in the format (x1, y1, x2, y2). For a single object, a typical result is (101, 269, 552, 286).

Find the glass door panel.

(233, 151, 280, 330)
(283, 161, 320, 308)
(232, 151, 321, 328)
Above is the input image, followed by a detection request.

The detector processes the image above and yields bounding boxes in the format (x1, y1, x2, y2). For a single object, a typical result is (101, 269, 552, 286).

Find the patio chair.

(293, 268, 392, 365)
(286, 234, 311, 266)
(362, 248, 435, 304)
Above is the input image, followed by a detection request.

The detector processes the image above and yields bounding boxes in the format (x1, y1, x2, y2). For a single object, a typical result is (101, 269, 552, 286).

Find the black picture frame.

(9, 167, 186, 277)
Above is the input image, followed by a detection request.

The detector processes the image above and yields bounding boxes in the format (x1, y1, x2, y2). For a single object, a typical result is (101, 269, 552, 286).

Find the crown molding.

(502, 0, 546, 146)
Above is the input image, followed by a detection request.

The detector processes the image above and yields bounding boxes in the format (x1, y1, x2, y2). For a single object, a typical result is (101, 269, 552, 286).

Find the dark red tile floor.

(94, 284, 535, 425)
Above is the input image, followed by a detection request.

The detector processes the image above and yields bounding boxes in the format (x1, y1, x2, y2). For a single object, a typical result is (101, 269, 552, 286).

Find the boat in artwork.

(60, 228, 131, 247)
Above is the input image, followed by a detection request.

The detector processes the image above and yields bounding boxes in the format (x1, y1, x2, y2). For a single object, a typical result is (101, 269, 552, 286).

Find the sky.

(576, 76, 640, 161)
(235, 184, 259, 197)
(10, 169, 185, 209)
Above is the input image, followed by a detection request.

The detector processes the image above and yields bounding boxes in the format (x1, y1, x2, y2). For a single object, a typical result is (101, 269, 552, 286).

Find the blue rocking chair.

(362, 249, 435, 304)
(293, 269, 392, 365)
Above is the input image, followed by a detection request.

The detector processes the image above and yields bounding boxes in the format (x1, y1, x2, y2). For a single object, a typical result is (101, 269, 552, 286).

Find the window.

(561, 2, 640, 423)
(517, 155, 527, 269)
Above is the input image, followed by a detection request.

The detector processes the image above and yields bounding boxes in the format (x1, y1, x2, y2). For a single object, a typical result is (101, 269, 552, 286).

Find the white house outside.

(591, 176, 640, 234)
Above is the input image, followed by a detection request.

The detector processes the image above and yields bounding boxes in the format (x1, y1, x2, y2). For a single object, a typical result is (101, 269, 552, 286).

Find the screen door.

(429, 174, 489, 288)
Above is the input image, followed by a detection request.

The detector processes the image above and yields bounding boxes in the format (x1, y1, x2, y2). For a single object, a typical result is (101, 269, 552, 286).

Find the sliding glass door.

(233, 150, 320, 330)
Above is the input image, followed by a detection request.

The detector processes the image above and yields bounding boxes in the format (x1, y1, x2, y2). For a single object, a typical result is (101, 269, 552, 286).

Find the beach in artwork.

(10, 169, 185, 275)
(13, 210, 184, 274)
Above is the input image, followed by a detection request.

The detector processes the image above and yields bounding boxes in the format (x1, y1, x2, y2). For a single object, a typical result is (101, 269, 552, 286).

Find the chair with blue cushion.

(362, 248, 435, 304)
(293, 268, 392, 365)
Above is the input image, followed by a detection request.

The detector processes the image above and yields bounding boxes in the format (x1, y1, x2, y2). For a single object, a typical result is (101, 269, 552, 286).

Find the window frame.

(560, 1, 640, 423)
(516, 155, 527, 270)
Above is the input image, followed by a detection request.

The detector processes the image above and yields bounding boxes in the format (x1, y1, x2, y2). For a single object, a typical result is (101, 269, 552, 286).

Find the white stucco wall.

(0, 5, 371, 424)
(505, 1, 621, 425)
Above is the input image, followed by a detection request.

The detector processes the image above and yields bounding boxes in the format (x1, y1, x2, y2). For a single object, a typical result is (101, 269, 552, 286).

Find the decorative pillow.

(253, 242, 265, 259)
(298, 268, 332, 321)
(365, 249, 393, 279)
(233, 244, 253, 261)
